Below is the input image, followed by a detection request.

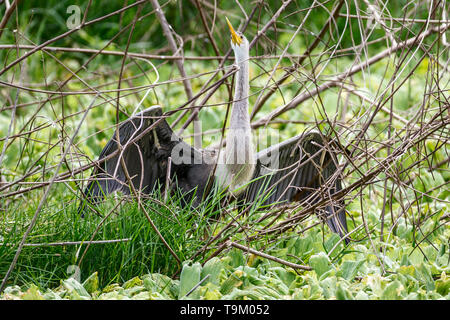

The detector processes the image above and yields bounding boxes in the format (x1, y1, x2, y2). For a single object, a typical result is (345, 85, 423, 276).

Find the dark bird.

(80, 18, 348, 243)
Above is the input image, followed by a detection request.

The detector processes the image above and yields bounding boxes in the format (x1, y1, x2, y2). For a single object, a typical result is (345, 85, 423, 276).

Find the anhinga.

(80, 18, 348, 242)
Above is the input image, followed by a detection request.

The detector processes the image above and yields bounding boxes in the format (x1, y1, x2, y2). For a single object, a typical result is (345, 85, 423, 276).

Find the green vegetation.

(2, 200, 449, 299)
(0, 0, 448, 300)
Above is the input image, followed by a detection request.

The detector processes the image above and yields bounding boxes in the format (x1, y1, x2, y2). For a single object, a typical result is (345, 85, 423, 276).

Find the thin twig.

(229, 241, 312, 271)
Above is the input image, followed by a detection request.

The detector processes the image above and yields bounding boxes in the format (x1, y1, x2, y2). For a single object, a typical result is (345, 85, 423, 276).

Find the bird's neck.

(214, 46, 255, 193)
(230, 50, 250, 130)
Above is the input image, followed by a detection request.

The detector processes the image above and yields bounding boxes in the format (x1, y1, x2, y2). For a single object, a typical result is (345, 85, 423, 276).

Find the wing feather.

(80, 106, 215, 210)
(241, 131, 348, 242)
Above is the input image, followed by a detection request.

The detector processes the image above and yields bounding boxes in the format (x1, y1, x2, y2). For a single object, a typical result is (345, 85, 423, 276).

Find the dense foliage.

(0, 0, 448, 300)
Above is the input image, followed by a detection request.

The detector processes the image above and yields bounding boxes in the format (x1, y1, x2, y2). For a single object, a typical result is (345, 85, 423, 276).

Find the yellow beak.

(226, 17, 242, 46)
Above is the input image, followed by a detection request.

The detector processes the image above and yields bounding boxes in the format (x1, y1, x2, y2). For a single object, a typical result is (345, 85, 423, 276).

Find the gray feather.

(240, 131, 348, 243)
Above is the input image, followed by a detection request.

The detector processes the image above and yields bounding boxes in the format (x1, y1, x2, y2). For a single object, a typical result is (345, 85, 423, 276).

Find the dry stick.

(112, 4, 181, 267)
(192, 0, 233, 103)
(362, 0, 397, 46)
(0, 38, 23, 170)
(176, 0, 291, 133)
(0, 0, 149, 77)
(115, 2, 142, 178)
(0, 1, 156, 159)
(0, 44, 320, 61)
(259, 114, 448, 238)
(0, 65, 233, 97)
(251, 0, 321, 118)
(163, 156, 172, 203)
(179, 67, 236, 132)
(0, 0, 19, 39)
(37, 5, 170, 210)
(250, 0, 345, 120)
(339, 14, 450, 24)
(149, 0, 201, 148)
(0, 239, 131, 247)
(1, 67, 238, 200)
(256, 118, 447, 239)
(229, 241, 312, 271)
(193, 0, 222, 62)
(338, 84, 411, 126)
(112, 127, 182, 267)
(380, 66, 397, 244)
(77, 198, 127, 268)
(0, 93, 99, 294)
(349, 2, 445, 148)
(252, 21, 450, 128)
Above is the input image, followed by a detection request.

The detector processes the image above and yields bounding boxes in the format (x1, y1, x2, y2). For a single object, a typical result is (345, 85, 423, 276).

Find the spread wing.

(79, 105, 214, 210)
(241, 131, 348, 242)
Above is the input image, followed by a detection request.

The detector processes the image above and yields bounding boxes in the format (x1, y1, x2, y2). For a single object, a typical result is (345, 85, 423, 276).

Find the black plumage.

(80, 105, 348, 242)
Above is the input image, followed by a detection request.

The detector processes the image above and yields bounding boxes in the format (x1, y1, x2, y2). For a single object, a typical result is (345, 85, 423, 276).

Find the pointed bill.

(226, 17, 242, 45)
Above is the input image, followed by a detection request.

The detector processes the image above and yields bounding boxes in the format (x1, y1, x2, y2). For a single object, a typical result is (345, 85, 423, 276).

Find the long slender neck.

(230, 48, 250, 129)
(214, 43, 255, 191)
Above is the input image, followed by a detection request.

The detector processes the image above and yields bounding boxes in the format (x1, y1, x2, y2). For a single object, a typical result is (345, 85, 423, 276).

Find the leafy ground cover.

(2, 192, 448, 300)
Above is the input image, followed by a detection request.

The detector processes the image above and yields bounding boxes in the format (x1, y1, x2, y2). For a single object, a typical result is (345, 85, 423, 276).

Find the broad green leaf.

(123, 276, 143, 289)
(179, 261, 202, 299)
(82, 272, 99, 294)
(415, 263, 435, 291)
(229, 249, 246, 268)
(199, 283, 222, 300)
(339, 260, 365, 280)
(309, 252, 332, 277)
(435, 272, 450, 296)
(201, 257, 224, 286)
(324, 233, 341, 253)
(62, 278, 91, 300)
(220, 270, 244, 295)
(22, 285, 44, 300)
(382, 280, 405, 300)
(143, 273, 177, 298)
(335, 283, 354, 300)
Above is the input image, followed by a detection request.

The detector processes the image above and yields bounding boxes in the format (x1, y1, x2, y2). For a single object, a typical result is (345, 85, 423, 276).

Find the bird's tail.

(324, 179, 349, 244)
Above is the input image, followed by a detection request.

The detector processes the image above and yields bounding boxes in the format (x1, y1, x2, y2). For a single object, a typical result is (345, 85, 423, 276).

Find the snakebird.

(80, 18, 348, 242)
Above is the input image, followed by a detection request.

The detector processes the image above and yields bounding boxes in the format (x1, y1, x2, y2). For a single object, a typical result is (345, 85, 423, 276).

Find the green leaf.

(82, 272, 99, 294)
(269, 266, 297, 288)
(179, 261, 202, 299)
(324, 233, 341, 253)
(62, 278, 91, 300)
(415, 263, 435, 291)
(309, 252, 332, 277)
(398, 265, 415, 277)
(123, 276, 143, 289)
(319, 277, 336, 299)
(435, 272, 450, 296)
(143, 273, 177, 298)
(220, 270, 244, 295)
(22, 285, 44, 300)
(339, 260, 365, 280)
(228, 249, 246, 268)
(382, 280, 405, 300)
(201, 257, 224, 286)
(199, 283, 222, 300)
(335, 283, 354, 300)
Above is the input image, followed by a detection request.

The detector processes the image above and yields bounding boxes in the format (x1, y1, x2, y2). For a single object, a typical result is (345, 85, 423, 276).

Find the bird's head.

(226, 17, 249, 54)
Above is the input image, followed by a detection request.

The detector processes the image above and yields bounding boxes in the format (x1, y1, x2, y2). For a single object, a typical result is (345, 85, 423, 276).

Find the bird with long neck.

(215, 18, 255, 194)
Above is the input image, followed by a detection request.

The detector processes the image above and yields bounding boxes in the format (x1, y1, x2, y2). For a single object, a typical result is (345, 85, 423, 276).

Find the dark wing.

(241, 131, 348, 242)
(79, 105, 214, 211)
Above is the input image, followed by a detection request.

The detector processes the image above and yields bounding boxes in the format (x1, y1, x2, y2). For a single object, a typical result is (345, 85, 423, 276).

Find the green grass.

(1, 163, 448, 299)
(1, 192, 448, 300)
(0, 185, 226, 289)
